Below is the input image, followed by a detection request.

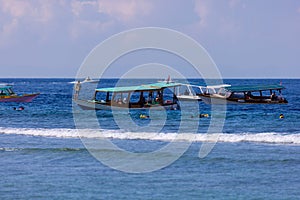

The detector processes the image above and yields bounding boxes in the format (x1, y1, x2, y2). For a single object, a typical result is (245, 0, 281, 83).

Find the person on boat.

(139, 96, 146, 107)
(117, 98, 122, 104)
(74, 81, 81, 100)
(271, 92, 277, 101)
(155, 93, 161, 104)
(245, 91, 253, 99)
(184, 90, 189, 95)
(204, 89, 210, 95)
(147, 92, 153, 104)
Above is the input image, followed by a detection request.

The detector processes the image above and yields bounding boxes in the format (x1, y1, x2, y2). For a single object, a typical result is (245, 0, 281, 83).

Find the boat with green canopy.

(74, 82, 182, 110)
(200, 84, 288, 104)
(0, 83, 39, 103)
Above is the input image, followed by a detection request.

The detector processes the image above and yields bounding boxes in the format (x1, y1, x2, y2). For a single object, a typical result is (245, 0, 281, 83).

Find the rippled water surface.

(0, 78, 299, 199)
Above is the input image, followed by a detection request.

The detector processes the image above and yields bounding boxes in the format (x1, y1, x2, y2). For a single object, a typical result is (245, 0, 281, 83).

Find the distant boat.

(74, 82, 182, 110)
(0, 83, 39, 103)
(82, 77, 98, 83)
(158, 75, 175, 84)
(200, 84, 288, 104)
(69, 77, 98, 84)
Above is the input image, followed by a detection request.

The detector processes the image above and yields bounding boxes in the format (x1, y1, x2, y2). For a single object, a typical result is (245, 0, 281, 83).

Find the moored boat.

(0, 84, 40, 103)
(74, 82, 182, 110)
(200, 84, 288, 104)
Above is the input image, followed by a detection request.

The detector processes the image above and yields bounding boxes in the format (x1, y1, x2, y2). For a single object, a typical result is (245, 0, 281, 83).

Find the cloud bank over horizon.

(0, 0, 299, 78)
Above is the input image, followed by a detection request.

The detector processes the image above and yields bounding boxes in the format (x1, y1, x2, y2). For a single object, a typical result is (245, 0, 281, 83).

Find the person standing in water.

(74, 80, 81, 100)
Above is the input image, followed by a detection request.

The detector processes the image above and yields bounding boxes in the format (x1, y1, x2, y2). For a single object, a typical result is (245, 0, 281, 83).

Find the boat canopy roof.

(224, 84, 285, 92)
(95, 82, 182, 93)
(0, 84, 12, 90)
(205, 84, 231, 89)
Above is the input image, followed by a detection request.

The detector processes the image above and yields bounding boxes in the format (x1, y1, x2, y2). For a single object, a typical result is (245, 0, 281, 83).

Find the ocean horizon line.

(1, 77, 299, 80)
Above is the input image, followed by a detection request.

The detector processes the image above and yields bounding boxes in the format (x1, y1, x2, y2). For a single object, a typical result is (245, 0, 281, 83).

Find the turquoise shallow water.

(0, 78, 299, 199)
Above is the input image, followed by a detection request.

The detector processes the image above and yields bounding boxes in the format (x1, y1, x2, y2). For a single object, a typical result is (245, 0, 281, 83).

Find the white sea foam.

(0, 127, 299, 145)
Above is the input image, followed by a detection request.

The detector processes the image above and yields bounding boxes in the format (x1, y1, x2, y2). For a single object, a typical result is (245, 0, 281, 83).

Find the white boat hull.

(177, 95, 202, 101)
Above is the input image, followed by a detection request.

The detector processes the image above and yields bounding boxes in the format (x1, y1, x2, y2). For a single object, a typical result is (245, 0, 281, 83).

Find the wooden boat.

(0, 84, 39, 103)
(74, 82, 182, 110)
(200, 84, 288, 104)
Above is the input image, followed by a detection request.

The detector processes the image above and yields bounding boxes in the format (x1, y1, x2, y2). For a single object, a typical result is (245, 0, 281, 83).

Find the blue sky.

(0, 0, 299, 78)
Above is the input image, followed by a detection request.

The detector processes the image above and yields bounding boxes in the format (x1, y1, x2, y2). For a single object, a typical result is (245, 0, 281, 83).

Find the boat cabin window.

(260, 90, 273, 98)
(218, 88, 227, 96)
(163, 88, 175, 103)
(129, 91, 141, 103)
(178, 85, 191, 95)
(248, 91, 260, 98)
(112, 92, 126, 104)
(0, 89, 9, 95)
(128, 90, 166, 105)
(230, 92, 244, 99)
(7, 88, 14, 95)
(192, 87, 201, 95)
(141, 91, 155, 104)
(177, 85, 199, 96)
(94, 91, 111, 102)
(205, 88, 218, 94)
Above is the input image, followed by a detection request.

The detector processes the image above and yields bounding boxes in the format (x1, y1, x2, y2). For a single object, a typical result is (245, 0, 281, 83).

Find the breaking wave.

(0, 127, 299, 145)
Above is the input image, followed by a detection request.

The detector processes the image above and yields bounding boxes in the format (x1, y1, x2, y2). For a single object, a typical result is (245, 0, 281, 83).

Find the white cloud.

(70, 0, 113, 39)
(97, 0, 152, 23)
(35, 1, 54, 23)
(1, 0, 31, 18)
(0, 0, 153, 42)
(71, 0, 152, 23)
(194, 0, 210, 27)
(0, 0, 56, 45)
(71, 0, 98, 17)
(192, 1, 241, 38)
(69, 0, 153, 39)
(0, 0, 54, 22)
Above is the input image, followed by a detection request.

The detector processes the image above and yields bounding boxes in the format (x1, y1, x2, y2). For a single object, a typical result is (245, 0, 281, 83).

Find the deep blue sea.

(0, 78, 299, 199)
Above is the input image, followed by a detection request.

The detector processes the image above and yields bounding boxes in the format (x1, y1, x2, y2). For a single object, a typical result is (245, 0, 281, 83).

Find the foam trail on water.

(0, 127, 299, 145)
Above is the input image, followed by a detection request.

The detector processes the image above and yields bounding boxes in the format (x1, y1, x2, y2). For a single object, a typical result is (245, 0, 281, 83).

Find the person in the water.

(140, 114, 149, 119)
(13, 106, 24, 111)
